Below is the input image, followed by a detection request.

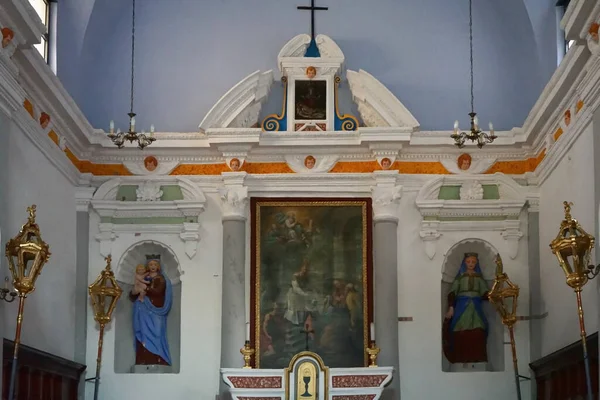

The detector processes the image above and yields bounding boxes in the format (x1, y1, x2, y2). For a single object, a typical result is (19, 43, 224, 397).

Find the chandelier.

(450, 0, 497, 149)
(107, 0, 155, 150)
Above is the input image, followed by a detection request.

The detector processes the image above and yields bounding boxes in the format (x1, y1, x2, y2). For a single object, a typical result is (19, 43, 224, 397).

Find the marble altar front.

(221, 352, 393, 400)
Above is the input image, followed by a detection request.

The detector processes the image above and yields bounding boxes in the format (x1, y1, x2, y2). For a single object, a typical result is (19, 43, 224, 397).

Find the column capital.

(372, 172, 402, 223)
(220, 172, 248, 221)
(75, 186, 96, 212)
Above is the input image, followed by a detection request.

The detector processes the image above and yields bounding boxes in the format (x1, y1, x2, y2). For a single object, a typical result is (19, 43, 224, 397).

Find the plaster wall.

(538, 123, 598, 356)
(0, 115, 78, 360)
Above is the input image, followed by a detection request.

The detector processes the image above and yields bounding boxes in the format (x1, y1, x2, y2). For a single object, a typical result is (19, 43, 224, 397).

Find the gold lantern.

(549, 201, 599, 400)
(4, 205, 51, 400)
(88, 255, 122, 400)
(5, 205, 51, 296)
(489, 254, 523, 399)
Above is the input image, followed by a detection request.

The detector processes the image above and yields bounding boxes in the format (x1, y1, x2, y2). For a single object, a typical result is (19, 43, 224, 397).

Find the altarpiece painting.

(250, 198, 373, 369)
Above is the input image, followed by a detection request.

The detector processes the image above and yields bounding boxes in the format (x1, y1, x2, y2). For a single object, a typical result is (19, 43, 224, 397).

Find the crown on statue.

(146, 254, 161, 261)
(464, 252, 478, 259)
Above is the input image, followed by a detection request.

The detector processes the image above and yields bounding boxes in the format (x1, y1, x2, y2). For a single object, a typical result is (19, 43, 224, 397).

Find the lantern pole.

(7, 294, 26, 400)
(4, 205, 51, 400)
(575, 288, 593, 400)
(86, 255, 122, 400)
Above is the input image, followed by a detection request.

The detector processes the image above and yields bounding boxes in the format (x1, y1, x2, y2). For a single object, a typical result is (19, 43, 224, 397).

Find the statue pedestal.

(131, 364, 173, 374)
(221, 352, 393, 400)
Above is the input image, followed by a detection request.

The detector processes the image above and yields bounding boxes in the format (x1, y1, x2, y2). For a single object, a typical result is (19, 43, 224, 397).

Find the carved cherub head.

(144, 156, 158, 172)
(457, 153, 472, 171)
(306, 66, 317, 79)
(304, 155, 316, 169)
(229, 158, 241, 171)
(1, 27, 14, 49)
(564, 109, 571, 126)
(380, 158, 392, 170)
(589, 22, 599, 42)
(39, 112, 50, 129)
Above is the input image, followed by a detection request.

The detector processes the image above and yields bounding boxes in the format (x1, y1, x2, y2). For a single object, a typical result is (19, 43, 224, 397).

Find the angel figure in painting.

(130, 255, 173, 366)
(443, 252, 489, 365)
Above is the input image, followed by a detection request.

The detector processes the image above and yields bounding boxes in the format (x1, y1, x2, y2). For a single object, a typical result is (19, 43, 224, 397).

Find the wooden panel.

(530, 333, 599, 400)
(2, 339, 86, 400)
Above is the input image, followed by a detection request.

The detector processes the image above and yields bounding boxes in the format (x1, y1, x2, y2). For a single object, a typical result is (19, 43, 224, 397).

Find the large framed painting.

(250, 198, 373, 369)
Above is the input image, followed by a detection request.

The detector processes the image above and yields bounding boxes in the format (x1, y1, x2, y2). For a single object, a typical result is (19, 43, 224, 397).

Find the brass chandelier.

(107, 0, 155, 150)
(450, 0, 497, 148)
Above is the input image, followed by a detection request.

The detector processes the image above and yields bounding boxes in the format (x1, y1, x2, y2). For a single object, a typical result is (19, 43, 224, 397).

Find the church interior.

(1, 0, 600, 399)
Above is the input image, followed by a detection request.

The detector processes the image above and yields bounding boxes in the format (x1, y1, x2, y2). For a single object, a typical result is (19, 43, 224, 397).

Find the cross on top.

(297, 0, 328, 40)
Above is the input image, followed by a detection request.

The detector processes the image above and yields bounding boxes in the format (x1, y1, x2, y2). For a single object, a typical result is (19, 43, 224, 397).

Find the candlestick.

(240, 341, 255, 369)
(366, 341, 380, 368)
(370, 322, 375, 341)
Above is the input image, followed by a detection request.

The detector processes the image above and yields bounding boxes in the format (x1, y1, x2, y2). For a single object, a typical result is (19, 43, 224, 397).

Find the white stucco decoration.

(116, 240, 183, 285)
(347, 69, 420, 129)
(459, 181, 484, 200)
(440, 157, 496, 175)
(284, 155, 338, 173)
(136, 181, 163, 201)
(199, 70, 274, 131)
(416, 173, 526, 260)
(277, 34, 344, 68)
(123, 160, 180, 176)
(91, 177, 207, 259)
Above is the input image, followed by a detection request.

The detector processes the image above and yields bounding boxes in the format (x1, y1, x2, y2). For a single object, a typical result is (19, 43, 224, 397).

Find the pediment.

(199, 70, 274, 132)
(347, 69, 420, 129)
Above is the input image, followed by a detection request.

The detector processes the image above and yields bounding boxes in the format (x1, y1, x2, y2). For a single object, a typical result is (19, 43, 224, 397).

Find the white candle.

(246, 322, 250, 341)
(473, 116, 479, 129)
(131, 116, 136, 131)
(3, 277, 8, 290)
(453, 120, 459, 130)
(370, 322, 375, 341)
(109, 120, 114, 133)
(489, 122, 494, 132)
(150, 124, 155, 134)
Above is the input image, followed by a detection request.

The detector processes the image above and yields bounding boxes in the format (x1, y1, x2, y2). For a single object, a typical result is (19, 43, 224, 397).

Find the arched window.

(556, 0, 573, 61)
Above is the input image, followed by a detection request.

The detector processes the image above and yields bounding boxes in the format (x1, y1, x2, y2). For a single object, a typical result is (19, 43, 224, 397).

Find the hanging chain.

(130, 0, 136, 114)
(469, 0, 474, 114)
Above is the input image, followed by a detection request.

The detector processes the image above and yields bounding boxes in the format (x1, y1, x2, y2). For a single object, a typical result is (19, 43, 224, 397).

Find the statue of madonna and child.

(129, 254, 173, 366)
(443, 252, 490, 366)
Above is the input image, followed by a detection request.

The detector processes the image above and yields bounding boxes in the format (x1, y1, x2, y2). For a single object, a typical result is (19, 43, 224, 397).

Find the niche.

(113, 240, 182, 374)
(441, 239, 505, 373)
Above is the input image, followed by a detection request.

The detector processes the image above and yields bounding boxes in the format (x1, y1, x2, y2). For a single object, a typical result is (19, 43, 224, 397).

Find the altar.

(221, 352, 393, 400)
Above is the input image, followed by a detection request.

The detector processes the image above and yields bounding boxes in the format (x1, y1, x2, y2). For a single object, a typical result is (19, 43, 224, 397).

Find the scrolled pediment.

(199, 70, 274, 131)
(347, 69, 419, 129)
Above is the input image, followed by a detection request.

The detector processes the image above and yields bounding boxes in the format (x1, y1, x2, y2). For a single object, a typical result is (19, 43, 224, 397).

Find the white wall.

(397, 191, 532, 399)
(0, 116, 77, 360)
(84, 194, 223, 399)
(538, 123, 598, 356)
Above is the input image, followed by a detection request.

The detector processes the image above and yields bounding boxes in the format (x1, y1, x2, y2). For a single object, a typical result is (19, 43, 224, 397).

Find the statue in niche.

(129, 255, 173, 366)
(443, 252, 489, 365)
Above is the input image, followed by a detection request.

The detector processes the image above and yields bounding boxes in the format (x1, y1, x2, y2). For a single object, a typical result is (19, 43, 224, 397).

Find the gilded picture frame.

(250, 198, 373, 369)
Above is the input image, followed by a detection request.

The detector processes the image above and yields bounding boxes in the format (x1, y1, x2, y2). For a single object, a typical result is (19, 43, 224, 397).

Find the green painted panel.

(161, 186, 184, 201)
(438, 186, 460, 200)
(482, 185, 500, 200)
(116, 185, 138, 201)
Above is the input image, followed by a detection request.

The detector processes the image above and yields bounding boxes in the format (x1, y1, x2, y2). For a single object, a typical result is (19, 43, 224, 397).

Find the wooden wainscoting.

(530, 332, 599, 400)
(2, 339, 86, 400)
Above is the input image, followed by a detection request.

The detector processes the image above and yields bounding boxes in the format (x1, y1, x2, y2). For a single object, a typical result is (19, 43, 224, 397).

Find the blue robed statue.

(443, 252, 489, 364)
(129, 254, 173, 365)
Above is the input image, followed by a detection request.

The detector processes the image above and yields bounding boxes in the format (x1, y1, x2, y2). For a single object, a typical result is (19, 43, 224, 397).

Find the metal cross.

(297, 0, 328, 40)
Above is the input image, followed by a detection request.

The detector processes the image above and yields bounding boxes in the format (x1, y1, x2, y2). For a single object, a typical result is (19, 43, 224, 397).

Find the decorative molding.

(220, 172, 248, 221)
(415, 174, 527, 259)
(75, 186, 96, 212)
(123, 159, 180, 175)
(372, 171, 402, 223)
(347, 69, 419, 129)
(136, 181, 163, 202)
(277, 34, 344, 71)
(200, 70, 274, 131)
(440, 157, 496, 175)
(284, 155, 338, 173)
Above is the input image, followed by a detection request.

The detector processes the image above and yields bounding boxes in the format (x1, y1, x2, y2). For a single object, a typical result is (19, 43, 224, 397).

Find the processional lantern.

(87, 255, 123, 400)
(549, 201, 599, 400)
(4, 205, 51, 400)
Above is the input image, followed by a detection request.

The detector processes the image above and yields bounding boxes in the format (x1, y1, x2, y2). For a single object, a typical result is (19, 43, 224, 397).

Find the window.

(556, 0, 572, 64)
(29, 0, 49, 62)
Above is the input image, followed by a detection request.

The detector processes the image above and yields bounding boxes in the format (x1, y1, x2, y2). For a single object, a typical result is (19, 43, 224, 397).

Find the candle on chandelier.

(131, 116, 136, 131)
(453, 120, 459, 133)
(109, 120, 114, 134)
(489, 122, 494, 132)
(474, 116, 479, 129)
(150, 124, 155, 135)
(3, 277, 8, 290)
(370, 322, 375, 341)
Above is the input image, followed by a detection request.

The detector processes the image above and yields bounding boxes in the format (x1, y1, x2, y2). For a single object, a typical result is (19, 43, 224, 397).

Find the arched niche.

(113, 240, 182, 374)
(440, 239, 505, 373)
